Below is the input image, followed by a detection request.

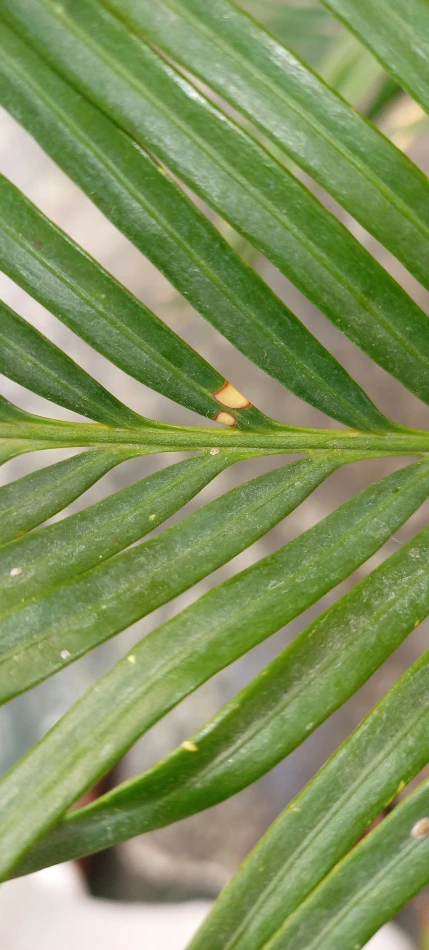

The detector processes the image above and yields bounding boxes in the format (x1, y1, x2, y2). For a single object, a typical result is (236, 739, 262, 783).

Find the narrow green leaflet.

(365, 76, 401, 122)
(322, 0, 429, 118)
(4, 3, 429, 412)
(186, 652, 429, 950)
(0, 453, 232, 612)
(0, 397, 83, 458)
(0, 454, 336, 706)
(0, 455, 342, 877)
(262, 777, 429, 950)
(0, 299, 146, 427)
(0, 394, 55, 424)
(0, 177, 269, 432)
(0, 439, 56, 466)
(0, 447, 149, 544)
(319, 32, 386, 107)
(97, 0, 429, 290)
(0, 21, 394, 433)
(5, 458, 429, 876)
(240, 0, 333, 67)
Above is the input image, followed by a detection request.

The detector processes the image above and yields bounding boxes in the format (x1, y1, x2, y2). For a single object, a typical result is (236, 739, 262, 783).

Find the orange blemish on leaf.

(214, 381, 251, 410)
(215, 410, 236, 427)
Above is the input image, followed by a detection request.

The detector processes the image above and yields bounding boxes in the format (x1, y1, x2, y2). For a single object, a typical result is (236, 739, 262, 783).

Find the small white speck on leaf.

(411, 818, 429, 838)
(10, 567, 22, 577)
(60, 649, 71, 660)
(181, 740, 198, 752)
(128, 655, 136, 664)
(210, 447, 220, 455)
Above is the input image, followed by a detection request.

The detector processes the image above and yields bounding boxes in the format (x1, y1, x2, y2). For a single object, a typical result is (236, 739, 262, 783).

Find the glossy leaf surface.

(3, 2, 429, 412)
(0, 176, 269, 430)
(187, 651, 429, 950)
(0, 455, 336, 705)
(0, 453, 231, 612)
(322, 0, 429, 117)
(5, 458, 429, 876)
(98, 0, 429, 291)
(0, 298, 145, 426)
(262, 775, 429, 950)
(0, 24, 385, 431)
(0, 447, 146, 544)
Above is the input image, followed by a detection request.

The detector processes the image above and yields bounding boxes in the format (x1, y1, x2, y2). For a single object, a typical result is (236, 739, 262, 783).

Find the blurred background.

(1, 2, 429, 947)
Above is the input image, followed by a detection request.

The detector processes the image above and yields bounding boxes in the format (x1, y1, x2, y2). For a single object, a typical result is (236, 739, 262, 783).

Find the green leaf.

(0, 447, 149, 545)
(0, 454, 336, 707)
(0, 176, 270, 431)
(239, 0, 335, 67)
(0, 439, 55, 466)
(0, 298, 147, 427)
(185, 651, 429, 950)
(97, 0, 429, 288)
(1, 0, 429, 932)
(365, 76, 401, 122)
(4, 3, 429, 412)
(260, 775, 429, 950)
(322, 0, 429, 117)
(8, 457, 429, 874)
(0, 20, 392, 432)
(0, 452, 232, 612)
(0, 455, 341, 877)
(319, 31, 385, 108)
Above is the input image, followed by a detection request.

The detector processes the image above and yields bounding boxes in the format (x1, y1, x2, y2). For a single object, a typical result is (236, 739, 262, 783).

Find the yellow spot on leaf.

(214, 381, 251, 410)
(397, 780, 406, 794)
(215, 410, 236, 427)
(149, 514, 156, 521)
(414, 619, 420, 629)
(181, 740, 198, 752)
(128, 655, 136, 664)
